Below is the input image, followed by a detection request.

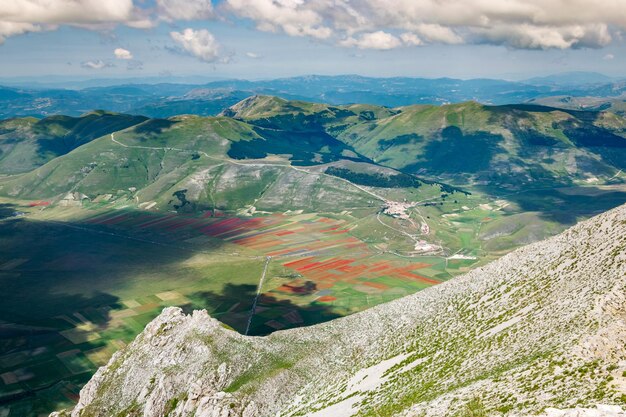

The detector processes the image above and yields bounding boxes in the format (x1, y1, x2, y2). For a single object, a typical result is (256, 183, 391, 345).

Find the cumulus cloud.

(114, 47, 133, 59)
(246, 51, 262, 59)
(0, 0, 134, 24)
(225, 0, 626, 50)
(1, 0, 626, 52)
(170, 28, 221, 62)
(400, 32, 423, 46)
(414, 24, 463, 45)
(81, 59, 114, 69)
(340, 31, 401, 50)
(156, 0, 213, 21)
(225, 0, 332, 39)
(0, 0, 150, 42)
(474, 23, 612, 49)
(0, 21, 41, 44)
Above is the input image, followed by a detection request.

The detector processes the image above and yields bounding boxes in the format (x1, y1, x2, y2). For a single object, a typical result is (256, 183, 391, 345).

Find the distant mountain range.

(2, 72, 625, 119)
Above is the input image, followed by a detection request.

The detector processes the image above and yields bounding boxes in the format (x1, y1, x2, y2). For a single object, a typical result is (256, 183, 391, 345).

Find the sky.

(1, 0, 626, 81)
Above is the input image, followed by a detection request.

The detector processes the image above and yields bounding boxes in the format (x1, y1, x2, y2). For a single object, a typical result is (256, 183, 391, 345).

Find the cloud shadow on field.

(185, 283, 341, 336)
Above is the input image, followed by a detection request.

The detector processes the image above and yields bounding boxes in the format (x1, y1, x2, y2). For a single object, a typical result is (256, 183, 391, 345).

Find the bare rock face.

(54, 204, 626, 417)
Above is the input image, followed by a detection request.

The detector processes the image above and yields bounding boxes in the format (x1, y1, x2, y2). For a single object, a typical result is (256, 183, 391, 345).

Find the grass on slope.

(0, 112, 147, 175)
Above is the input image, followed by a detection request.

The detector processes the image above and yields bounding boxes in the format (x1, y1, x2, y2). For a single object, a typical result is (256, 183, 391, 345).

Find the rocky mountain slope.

(52, 203, 626, 417)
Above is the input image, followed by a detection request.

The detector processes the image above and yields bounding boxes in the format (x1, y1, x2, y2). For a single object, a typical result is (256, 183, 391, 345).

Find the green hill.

(2, 97, 625, 225)
(0, 112, 147, 174)
(223, 98, 626, 190)
(0, 115, 398, 213)
(340, 102, 626, 188)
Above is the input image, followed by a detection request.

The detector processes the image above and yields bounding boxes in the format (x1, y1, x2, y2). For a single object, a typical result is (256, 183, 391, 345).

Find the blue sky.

(1, 0, 625, 80)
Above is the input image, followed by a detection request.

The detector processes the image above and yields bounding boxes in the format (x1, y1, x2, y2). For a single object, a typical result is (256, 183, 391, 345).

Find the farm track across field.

(245, 256, 272, 335)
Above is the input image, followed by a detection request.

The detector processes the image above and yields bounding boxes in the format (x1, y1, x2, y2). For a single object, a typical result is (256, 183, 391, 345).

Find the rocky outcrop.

(54, 204, 626, 417)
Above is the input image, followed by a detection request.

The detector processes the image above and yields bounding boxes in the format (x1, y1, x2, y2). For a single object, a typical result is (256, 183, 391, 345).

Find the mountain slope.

(335, 102, 626, 187)
(53, 203, 626, 417)
(0, 115, 394, 213)
(223, 97, 626, 189)
(3, 98, 625, 194)
(0, 112, 147, 174)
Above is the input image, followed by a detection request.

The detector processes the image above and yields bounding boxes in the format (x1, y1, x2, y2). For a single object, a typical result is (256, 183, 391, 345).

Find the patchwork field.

(76, 208, 453, 332)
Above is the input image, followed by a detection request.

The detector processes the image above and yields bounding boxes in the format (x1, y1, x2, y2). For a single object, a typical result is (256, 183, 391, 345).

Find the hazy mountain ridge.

(50, 201, 626, 417)
(3, 73, 626, 119)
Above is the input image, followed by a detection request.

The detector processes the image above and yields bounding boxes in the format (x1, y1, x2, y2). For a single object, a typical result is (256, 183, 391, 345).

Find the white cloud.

(81, 59, 114, 69)
(0, 0, 135, 24)
(114, 47, 133, 60)
(1, 0, 626, 51)
(157, 0, 213, 21)
(400, 32, 423, 46)
(225, 0, 332, 39)
(604, 53, 615, 60)
(246, 51, 262, 59)
(340, 31, 401, 50)
(414, 24, 463, 45)
(225, 0, 626, 50)
(170, 28, 221, 62)
(0, 0, 149, 43)
(0, 21, 41, 44)
(474, 23, 612, 49)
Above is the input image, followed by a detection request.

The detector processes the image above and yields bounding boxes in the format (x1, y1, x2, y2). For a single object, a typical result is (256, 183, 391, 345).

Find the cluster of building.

(382, 200, 416, 220)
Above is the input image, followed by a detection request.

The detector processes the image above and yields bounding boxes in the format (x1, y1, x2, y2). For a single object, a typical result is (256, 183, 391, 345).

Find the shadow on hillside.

(0, 214, 226, 326)
(31, 114, 148, 161)
(227, 125, 361, 165)
(133, 118, 178, 135)
(479, 185, 626, 226)
(404, 126, 506, 174)
(185, 283, 341, 336)
(377, 133, 422, 151)
(488, 104, 604, 123)
(0, 203, 18, 219)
